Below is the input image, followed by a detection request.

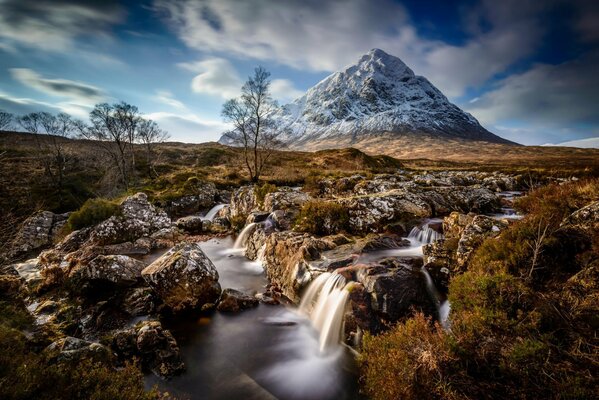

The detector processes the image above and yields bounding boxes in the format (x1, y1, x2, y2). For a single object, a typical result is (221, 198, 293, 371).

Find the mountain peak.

(348, 48, 414, 80)
(222, 50, 511, 147)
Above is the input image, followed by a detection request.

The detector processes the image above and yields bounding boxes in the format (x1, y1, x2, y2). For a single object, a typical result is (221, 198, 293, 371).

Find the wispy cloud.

(10, 68, 106, 105)
(154, 90, 188, 110)
(178, 58, 242, 98)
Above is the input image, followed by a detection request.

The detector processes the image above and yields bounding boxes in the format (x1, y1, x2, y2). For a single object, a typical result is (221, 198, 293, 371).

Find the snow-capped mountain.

(253, 49, 510, 148)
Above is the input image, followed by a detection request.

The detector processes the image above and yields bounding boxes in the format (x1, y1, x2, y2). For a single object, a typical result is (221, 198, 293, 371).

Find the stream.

(145, 236, 362, 400)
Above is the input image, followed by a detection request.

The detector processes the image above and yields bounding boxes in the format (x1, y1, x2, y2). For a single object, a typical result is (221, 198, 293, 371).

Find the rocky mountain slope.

(266, 49, 512, 148)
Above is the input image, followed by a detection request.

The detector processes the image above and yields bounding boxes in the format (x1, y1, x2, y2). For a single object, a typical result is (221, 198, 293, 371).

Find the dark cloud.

(0, 0, 124, 50)
(10, 68, 106, 103)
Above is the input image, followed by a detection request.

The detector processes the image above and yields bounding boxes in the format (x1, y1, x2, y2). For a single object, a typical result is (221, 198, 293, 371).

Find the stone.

(161, 181, 217, 217)
(112, 320, 184, 377)
(11, 258, 42, 285)
(46, 337, 112, 364)
(10, 211, 56, 257)
(176, 215, 206, 234)
(263, 188, 311, 212)
(90, 193, 171, 246)
(69, 254, 146, 287)
(216, 288, 260, 312)
(456, 215, 508, 268)
(230, 186, 258, 219)
(122, 287, 157, 316)
(141, 242, 221, 312)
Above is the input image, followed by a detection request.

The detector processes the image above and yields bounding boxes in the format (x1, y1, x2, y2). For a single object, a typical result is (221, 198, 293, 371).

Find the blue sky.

(0, 0, 598, 146)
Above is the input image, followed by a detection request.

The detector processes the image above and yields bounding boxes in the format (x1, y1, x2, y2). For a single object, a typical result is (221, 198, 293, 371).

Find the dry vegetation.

(360, 179, 599, 400)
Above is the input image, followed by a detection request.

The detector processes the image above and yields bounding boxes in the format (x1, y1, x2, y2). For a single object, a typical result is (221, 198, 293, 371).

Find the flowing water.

(408, 221, 444, 244)
(145, 236, 361, 400)
(298, 272, 353, 353)
(233, 222, 257, 249)
(202, 204, 227, 221)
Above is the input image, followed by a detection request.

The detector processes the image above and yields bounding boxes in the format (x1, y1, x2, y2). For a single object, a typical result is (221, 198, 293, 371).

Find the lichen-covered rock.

(209, 216, 231, 233)
(561, 200, 599, 230)
(216, 288, 259, 312)
(90, 193, 171, 245)
(112, 320, 184, 377)
(338, 190, 432, 233)
(443, 212, 475, 238)
(422, 238, 457, 291)
(456, 215, 508, 268)
(343, 258, 436, 336)
(9, 211, 58, 258)
(141, 242, 221, 312)
(176, 215, 211, 234)
(69, 254, 146, 287)
(229, 186, 258, 219)
(161, 181, 217, 217)
(122, 287, 158, 316)
(46, 337, 112, 364)
(10, 258, 42, 285)
(261, 231, 336, 302)
(263, 188, 311, 212)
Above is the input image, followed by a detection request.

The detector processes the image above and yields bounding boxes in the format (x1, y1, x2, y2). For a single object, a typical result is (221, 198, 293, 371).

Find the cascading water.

(421, 267, 450, 329)
(299, 272, 352, 353)
(202, 204, 226, 221)
(408, 223, 444, 244)
(233, 222, 257, 249)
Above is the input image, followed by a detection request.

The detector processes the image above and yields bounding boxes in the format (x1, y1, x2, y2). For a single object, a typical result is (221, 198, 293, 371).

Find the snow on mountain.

(272, 49, 510, 147)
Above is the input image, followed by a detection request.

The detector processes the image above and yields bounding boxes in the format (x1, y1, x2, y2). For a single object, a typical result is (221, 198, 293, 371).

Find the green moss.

(68, 198, 120, 231)
(294, 200, 350, 235)
(254, 182, 277, 206)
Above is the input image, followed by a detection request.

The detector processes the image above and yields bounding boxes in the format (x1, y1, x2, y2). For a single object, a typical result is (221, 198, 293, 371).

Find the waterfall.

(202, 204, 226, 221)
(408, 223, 444, 244)
(233, 222, 257, 249)
(299, 272, 352, 353)
(421, 267, 450, 329)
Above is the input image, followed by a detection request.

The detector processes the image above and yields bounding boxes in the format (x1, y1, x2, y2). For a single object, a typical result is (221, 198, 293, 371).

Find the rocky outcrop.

(176, 215, 211, 234)
(338, 190, 431, 233)
(69, 254, 146, 287)
(112, 320, 184, 377)
(161, 181, 217, 217)
(261, 231, 337, 302)
(339, 257, 436, 338)
(230, 186, 258, 219)
(90, 193, 171, 245)
(46, 337, 112, 364)
(561, 200, 599, 230)
(263, 188, 311, 212)
(9, 211, 69, 259)
(141, 242, 221, 312)
(456, 215, 507, 268)
(216, 288, 259, 312)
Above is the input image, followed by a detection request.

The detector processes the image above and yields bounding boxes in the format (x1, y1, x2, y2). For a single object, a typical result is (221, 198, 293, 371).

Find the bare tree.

(528, 218, 550, 279)
(222, 66, 283, 182)
(137, 118, 169, 178)
(0, 110, 13, 130)
(79, 102, 140, 189)
(17, 112, 76, 207)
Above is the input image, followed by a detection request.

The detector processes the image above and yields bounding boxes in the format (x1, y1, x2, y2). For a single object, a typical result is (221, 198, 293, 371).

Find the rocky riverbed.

(4, 169, 580, 399)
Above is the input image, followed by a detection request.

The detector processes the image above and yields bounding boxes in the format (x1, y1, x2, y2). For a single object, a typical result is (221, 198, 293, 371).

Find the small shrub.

(294, 200, 349, 235)
(360, 313, 458, 400)
(68, 198, 120, 231)
(254, 182, 277, 206)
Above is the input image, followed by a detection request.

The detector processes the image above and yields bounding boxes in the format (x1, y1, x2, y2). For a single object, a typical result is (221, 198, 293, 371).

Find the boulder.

(422, 238, 457, 291)
(176, 215, 211, 234)
(263, 188, 311, 212)
(122, 287, 158, 316)
(209, 216, 231, 233)
(261, 231, 336, 303)
(216, 288, 260, 312)
(561, 200, 599, 230)
(69, 254, 146, 287)
(141, 242, 221, 312)
(162, 181, 217, 217)
(230, 186, 258, 219)
(338, 190, 431, 233)
(90, 193, 171, 245)
(456, 215, 508, 268)
(10, 211, 57, 258)
(46, 337, 112, 364)
(112, 320, 184, 377)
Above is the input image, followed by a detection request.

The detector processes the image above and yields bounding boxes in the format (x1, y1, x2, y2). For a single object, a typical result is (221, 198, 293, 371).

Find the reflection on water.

(145, 236, 362, 400)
